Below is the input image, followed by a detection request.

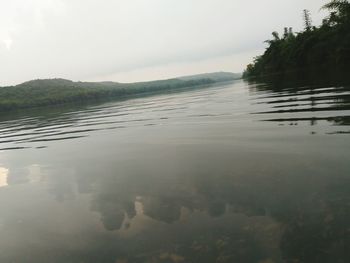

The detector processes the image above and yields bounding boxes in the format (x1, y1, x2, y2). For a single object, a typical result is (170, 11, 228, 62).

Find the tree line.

(243, 0, 350, 78)
(0, 72, 240, 112)
(0, 78, 215, 112)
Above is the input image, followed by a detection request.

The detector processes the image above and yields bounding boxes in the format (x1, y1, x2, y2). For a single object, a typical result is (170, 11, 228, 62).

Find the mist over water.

(0, 79, 349, 262)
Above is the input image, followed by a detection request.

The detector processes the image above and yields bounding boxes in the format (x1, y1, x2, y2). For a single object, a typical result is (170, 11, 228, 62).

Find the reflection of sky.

(0, 81, 349, 262)
(0, 167, 9, 187)
(2, 164, 44, 187)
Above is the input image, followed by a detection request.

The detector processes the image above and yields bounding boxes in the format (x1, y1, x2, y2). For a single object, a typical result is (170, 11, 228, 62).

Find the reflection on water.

(0, 167, 8, 187)
(250, 82, 350, 132)
(0, 79, 349, 262)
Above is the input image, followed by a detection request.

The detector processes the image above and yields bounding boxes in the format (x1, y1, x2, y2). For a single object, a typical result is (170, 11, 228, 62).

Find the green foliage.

(0, 73, 239, 112)
(243, 0, 350, 78)
(303, 9, 313, 30)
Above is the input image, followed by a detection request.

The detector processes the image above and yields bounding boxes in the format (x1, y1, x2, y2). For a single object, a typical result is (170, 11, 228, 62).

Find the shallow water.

(0, 80, 349, 262)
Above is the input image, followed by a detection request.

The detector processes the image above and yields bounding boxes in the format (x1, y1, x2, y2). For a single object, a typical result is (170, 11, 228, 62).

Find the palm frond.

(321, 0, 349, 11)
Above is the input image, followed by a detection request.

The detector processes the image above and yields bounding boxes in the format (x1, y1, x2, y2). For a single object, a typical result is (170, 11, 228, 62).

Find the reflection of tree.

(248, 76, 350, 134)
(141, 196, 181, 223)
(71, 160, 349, 262)
(207, 199, 226, 217)
(331, 115, 350, 125)
(91, 194, 135, 231)
(90, 176, 137, 231)
(279, 178, 350, 262)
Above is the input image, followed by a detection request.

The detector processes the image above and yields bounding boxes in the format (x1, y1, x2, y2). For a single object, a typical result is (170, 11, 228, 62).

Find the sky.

(0, 0, 328, 86)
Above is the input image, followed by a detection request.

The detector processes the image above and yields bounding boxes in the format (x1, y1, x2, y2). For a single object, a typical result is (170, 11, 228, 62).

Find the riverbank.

(0, 72, 240, 112)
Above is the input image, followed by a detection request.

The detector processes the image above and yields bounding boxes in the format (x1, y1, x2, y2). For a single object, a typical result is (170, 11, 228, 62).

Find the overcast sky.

(0, 0, 328, 86)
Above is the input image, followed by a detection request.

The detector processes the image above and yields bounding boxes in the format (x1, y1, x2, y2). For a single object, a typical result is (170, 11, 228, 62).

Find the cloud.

(0, 0, 328, 85)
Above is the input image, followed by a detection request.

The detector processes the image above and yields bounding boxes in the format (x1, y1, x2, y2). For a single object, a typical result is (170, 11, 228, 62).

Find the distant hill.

(0, 72, 240, 112)
(16, 78, 123, 90)
(179, 72, 242, 82)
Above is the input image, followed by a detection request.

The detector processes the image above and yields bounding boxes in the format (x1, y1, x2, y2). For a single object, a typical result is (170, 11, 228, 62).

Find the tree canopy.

(0, 72, 240, 112)
(243, 0, 350, 78)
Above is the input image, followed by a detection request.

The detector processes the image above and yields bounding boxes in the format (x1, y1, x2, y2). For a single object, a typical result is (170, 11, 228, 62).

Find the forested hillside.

(0, 72, 240, 112)
(243, 0, 350, 78)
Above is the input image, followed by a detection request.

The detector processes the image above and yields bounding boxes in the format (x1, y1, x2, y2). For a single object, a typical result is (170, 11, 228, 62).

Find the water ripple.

(1, 81, 350, 151)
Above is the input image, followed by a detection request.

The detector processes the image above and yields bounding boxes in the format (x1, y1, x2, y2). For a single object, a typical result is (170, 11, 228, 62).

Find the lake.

(0, 79, 349, 263)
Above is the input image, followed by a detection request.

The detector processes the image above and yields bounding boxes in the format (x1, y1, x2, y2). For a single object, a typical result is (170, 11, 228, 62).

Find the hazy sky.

(0, 0, 328, 85)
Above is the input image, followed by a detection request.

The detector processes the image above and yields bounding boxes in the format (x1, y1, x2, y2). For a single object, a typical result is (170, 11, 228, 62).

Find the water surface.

(0, 80, 349, 262)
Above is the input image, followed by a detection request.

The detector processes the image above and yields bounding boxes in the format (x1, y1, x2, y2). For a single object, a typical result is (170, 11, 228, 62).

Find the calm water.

(0, 80, 349, 263)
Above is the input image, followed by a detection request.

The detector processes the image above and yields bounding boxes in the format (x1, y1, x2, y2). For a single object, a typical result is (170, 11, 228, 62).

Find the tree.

(289, 27, 293, 36)
(322, 0, 349, 13)
(322, 0, 350, 25)
(272, 31, 280, 41)
(243, 0, 350, 78)
(303, 9, 312, 30)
